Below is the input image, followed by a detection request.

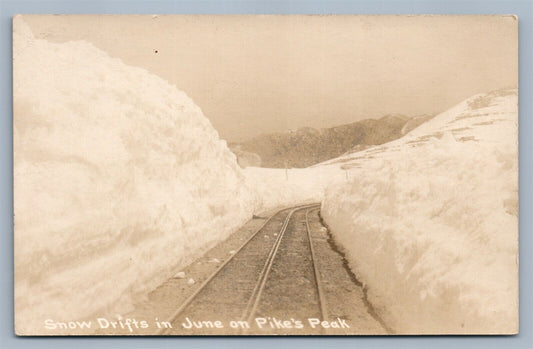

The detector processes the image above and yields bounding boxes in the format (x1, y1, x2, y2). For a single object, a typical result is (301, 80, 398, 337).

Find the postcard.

(13, 14, 518, 335)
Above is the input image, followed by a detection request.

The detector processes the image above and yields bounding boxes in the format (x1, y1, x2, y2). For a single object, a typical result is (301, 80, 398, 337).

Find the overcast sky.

(25, 15, 517, 142)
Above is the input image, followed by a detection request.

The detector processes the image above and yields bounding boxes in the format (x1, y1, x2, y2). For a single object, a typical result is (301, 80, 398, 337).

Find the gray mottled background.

(1, 0, 531, 348)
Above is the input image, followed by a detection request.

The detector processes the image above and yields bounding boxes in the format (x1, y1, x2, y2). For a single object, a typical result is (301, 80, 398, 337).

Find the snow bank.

(321, 89, 518, 334)
(244, 167, 343, 211)
(13, 17, 257, 334)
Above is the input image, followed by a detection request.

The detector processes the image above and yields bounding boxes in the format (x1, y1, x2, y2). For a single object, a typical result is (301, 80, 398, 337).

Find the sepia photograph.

(13, 14, 518, 336)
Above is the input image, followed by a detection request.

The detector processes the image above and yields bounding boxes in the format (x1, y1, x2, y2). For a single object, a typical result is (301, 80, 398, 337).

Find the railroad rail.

(158, 203, 326, 335)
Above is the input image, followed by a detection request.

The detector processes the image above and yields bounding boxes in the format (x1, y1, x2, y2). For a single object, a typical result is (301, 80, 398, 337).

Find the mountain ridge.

(230, 114, 432, 168)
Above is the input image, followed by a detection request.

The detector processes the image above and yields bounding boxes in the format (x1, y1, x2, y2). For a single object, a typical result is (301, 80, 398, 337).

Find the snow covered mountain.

(320, 89, 518, 334)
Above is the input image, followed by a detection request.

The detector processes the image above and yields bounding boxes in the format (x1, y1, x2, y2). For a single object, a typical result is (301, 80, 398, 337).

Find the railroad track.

(159, 204, 327, 335)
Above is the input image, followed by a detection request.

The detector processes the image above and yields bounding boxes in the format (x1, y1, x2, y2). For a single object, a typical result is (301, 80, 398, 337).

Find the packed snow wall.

(321, 89, 518, 334)
(243, 166, 344, 211)
(13, 17, 258, 333)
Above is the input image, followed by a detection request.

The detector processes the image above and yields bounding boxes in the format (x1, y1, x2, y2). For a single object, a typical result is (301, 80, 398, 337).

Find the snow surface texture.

(13, 17, 262, 333)
(244, 166, 344, 211)
(321, 89, 518, 334)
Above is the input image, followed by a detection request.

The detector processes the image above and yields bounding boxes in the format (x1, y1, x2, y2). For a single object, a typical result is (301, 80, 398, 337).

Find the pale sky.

(24, 15, 517, 142)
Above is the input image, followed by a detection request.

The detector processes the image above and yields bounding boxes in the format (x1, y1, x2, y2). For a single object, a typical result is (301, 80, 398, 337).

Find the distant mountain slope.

(400, 114, 434, 135)
(231, 114, 425, 168)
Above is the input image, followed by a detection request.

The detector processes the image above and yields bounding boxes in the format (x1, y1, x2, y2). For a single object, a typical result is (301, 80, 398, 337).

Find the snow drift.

(321, 89, 518, 334)
(13, 17, 258, 334)
(244, 166, 344, 211)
